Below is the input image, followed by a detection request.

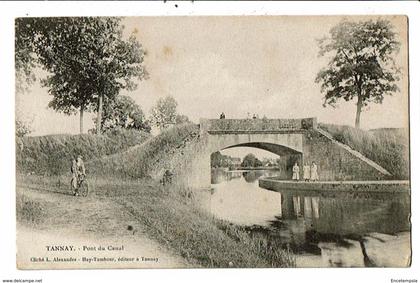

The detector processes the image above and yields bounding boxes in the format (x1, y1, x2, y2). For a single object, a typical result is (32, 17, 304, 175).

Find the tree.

(175, 114, 191, 125)
(15, 119, 32, 138)
(211, 151, 224, 168)
(149, 96, 178, 130)
(98, 95, 151, 133)
(15, 17, 148, 134)
(211, 151, 239, 168)
(315, 19, 401, 128)
(241, 153, 263, 168)
(16, 22, 35, 94)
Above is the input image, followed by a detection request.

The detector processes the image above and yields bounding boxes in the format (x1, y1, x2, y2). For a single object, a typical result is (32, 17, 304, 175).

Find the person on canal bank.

(303, 162, 310, 182)
(292, 162, 300, 181)
(310, 161, 319, 181)
(220, 112, 226, 119)
(71, 155, 86, 196)
(71, 158, 78, 194)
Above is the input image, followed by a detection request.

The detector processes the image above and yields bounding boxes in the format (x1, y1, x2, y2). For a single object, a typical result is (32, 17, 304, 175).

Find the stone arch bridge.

(184, 118, 391, 190)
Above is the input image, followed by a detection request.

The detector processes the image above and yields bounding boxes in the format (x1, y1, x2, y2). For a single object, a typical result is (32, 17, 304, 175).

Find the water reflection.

(242, 170, 265, 183)
(211, 168, 242, 184)
(277, 190, 410, 236)
(208, 169, 411, 267)
(210, 169, 282, 226)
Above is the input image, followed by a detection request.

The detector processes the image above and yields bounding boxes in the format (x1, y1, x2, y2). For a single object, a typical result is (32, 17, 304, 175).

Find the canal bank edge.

(259, 179, 410, 194)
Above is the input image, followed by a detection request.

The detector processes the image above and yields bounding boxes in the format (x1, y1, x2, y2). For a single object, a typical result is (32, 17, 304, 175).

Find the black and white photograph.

(1, 2, 419, 282)
(14, 14, 411, 270)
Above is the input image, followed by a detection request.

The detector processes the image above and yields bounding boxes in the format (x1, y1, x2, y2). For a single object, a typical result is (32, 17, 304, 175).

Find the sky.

(16, 16, 409, 158)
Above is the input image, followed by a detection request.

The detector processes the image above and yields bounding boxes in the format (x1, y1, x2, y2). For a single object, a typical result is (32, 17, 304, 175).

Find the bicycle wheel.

(80, 180, 89, 197)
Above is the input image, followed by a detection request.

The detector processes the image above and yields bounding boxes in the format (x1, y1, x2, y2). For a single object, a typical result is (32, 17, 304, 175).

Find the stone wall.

(302, 130, 390, 181)
(277, 154, 302, 179)
(202, 117, 317, 133)
(259, 178, 410, 193)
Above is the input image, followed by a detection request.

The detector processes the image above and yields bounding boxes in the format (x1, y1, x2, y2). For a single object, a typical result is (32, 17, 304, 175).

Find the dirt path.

(16, 181, 191, 269)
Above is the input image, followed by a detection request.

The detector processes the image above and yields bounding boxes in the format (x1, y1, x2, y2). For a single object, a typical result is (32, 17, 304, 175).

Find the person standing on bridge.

(310, 161, 319, 182)
(292, 162, 300, 181)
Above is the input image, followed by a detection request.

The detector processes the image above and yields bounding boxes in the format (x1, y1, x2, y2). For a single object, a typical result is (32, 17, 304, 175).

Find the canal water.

(208, 168, 411, 267)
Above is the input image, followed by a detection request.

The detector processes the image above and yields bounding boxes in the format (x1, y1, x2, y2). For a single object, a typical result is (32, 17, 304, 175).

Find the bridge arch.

(204, 132, 305, 156)
(213, 142, 302, 179)
(222, 142, 302, 156)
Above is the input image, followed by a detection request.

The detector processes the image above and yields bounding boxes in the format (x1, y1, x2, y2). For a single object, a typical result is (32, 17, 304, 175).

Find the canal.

(207, 168, 411, 267)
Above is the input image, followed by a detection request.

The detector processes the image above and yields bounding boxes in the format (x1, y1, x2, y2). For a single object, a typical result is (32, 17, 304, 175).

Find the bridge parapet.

(200, 117, 317, 134)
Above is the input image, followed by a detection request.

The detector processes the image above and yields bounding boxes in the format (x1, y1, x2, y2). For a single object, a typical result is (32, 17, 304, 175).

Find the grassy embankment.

(17, 124, 295, 268)
(89, 124, 201, 180)
(319, 123, 409, 180)
(16, 128, 151, 175)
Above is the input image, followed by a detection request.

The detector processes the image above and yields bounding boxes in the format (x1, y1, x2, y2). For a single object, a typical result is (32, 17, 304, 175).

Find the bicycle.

(71, 174, 89, 197)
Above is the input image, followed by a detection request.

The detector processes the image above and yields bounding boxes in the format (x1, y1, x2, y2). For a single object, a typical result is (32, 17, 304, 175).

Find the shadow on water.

(208, 169, 411, 267)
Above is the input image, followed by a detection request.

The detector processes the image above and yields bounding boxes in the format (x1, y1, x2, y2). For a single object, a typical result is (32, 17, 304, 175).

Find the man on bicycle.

(71, 155, 86, 196)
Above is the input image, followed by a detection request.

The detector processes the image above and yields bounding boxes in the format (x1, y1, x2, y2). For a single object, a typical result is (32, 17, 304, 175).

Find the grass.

(90, 123, 200, 179)
(113, 183, 295, 268)
(16, 193, 45, 226)
(17, 174, 295, 268)
(16, 128, 151, 176)
(320, 123, 409, 180)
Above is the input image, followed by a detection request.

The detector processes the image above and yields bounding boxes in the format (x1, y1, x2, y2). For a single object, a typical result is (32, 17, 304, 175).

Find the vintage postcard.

(15, 15, 410, 269)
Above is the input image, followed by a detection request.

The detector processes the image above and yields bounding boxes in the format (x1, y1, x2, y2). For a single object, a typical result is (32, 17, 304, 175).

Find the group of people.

(292, 161, 319, 182)
(219, 112, 261, 120)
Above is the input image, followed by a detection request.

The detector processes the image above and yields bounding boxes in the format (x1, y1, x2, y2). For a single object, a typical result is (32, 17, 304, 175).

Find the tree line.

(15, 17, 189, 136)
(211, 152, 279, 169)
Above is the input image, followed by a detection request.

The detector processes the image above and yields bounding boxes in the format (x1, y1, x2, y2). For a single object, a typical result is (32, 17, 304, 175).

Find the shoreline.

(259, 178, 410, 194)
